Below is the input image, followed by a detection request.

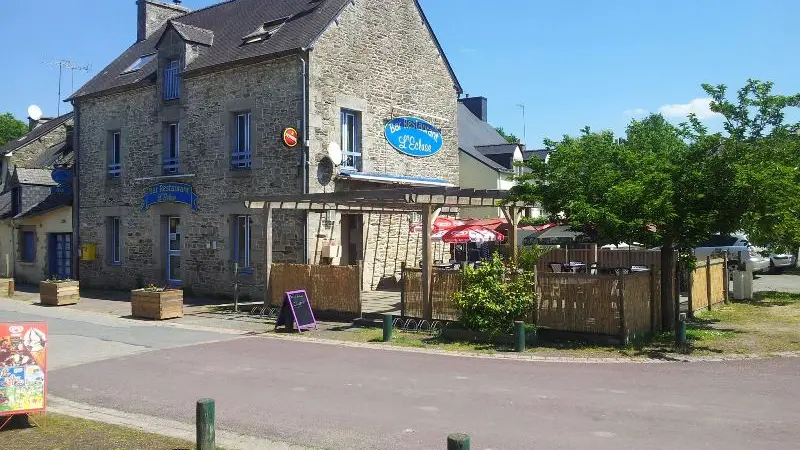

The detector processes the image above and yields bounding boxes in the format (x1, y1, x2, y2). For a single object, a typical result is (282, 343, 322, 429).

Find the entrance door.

(49, 233, 72, 279)
(166, 217, 182, 285)
(341, 214, 363, 265)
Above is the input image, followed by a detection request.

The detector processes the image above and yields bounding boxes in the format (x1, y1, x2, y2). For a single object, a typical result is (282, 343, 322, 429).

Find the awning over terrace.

(245, 187, 535, 318)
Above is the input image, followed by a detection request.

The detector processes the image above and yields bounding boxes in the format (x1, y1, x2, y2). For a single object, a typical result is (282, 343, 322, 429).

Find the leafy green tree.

(495, 126, 520, 144)
(0, 113, 28, 147)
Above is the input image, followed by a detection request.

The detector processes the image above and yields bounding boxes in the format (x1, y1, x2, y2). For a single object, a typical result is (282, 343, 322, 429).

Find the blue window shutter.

(23, 232, 35, 261)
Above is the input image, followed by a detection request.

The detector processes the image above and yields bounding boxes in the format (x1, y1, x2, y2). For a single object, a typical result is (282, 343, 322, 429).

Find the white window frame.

(341, 109, 361, 171)
(232, 112, 252, 169)
(108, 132, 121, 178)
(163, 59, 181, 100)
(235, 215, 252, 268)
(163, 122, 180, 174)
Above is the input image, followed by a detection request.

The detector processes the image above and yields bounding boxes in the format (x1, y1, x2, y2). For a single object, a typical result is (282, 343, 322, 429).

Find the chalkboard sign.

(275, 290, 317, 331)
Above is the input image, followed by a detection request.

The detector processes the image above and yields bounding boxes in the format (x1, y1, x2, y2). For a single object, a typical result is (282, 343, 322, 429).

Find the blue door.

(49, 233, 72, 279)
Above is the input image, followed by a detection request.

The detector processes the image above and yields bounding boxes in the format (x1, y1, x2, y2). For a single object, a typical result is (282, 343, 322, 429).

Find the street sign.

(275, 290, 317, 331)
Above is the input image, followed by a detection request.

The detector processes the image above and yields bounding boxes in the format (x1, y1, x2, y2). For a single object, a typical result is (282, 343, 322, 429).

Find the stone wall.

(137, 0, 188, 42)
(77, 56, 305, 298)
(306, 0, 459, 290)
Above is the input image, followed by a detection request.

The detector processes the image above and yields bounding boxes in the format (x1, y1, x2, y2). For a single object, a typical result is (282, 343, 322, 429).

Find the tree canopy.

(495, 126, 521, 144)
(0, 113, 27, 148)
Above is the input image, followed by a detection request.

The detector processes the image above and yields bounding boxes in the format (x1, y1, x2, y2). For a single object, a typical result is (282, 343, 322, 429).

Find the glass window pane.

(237, 116, 246, 152)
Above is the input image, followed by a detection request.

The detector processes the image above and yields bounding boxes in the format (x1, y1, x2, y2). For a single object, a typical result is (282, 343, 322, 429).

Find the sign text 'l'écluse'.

(384, 116, 443, 158)
(142, 183, 199, 212)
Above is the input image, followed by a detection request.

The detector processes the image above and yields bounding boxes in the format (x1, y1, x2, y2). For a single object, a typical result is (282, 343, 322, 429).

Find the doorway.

(340, 214, 363, 265)
(166, 216, 181, 285)
(48, 233, 72, 279)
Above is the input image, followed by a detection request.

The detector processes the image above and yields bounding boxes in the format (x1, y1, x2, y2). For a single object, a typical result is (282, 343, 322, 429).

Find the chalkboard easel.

(275, 290, 317, 332)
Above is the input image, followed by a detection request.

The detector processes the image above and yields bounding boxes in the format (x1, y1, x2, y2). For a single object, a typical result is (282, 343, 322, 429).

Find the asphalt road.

(754, 271, 800, 294)
(3, 298, 799, 450)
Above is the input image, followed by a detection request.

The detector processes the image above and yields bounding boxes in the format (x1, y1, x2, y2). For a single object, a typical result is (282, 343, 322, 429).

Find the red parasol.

(441, 224, 505, 244)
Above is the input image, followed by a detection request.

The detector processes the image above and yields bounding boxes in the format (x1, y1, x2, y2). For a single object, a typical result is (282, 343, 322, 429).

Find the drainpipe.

(300, 49, 310, 263)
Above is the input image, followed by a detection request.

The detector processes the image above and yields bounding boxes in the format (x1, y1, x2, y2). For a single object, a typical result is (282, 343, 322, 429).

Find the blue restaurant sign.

(384, 117, 443, 158)
(142, 183, 198, 211)
(50, 167, 72, 195)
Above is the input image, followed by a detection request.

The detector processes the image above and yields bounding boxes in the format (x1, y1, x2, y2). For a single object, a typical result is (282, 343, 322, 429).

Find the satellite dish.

(27, 105, 43, 121)
(327, 142, 342, 166)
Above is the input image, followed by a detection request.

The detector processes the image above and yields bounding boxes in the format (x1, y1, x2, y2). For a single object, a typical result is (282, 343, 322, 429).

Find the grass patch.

(0, 413, 205, 450)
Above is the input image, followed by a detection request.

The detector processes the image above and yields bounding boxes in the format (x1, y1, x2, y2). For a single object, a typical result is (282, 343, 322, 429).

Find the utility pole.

(44, 60, 90, 115)
(516, 103, 526, 144)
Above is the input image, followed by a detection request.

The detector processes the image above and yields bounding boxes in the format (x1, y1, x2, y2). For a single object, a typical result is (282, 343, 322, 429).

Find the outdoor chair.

(549, 263, 564, 273)
(589, 262, 599, 275)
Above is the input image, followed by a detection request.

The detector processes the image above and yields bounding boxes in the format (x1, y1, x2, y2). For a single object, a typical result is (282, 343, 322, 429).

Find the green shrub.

(453, 254, 536, 335)
(518, 244, 550, 272)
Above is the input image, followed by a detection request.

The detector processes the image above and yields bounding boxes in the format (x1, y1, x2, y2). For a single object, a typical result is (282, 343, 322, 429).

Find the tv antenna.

(44, 59, 91, 115)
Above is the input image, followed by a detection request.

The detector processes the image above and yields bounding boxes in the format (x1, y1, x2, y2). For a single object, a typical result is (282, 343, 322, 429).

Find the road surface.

(3, 299, 799, 449)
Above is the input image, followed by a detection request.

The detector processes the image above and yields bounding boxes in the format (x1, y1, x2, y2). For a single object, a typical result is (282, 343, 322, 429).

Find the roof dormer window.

(242, 16, 289, 45)
(122, 53, 157, 74)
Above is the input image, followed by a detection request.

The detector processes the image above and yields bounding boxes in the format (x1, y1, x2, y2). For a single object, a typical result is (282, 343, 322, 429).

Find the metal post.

(196, 398, 215, 450)
(676, 313, 687, 351)
(514, 321, 525, 352)
(383, 313, 393, 342)
(447, 433, 470, 450)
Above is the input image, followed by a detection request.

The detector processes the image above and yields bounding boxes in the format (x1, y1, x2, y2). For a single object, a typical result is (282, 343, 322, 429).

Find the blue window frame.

(108, 131, 121, 178)
(21, 230, 35, 262)
(163, 122, 180, 175)
(109, 217, 121, 265)
(233, 215, 252, 270)
(231, 112, 252, 169)
(164, 59, 181, 100)
(341, 109, 361, 171)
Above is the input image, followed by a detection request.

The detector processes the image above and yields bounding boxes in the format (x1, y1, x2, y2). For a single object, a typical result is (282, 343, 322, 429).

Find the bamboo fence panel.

(623, 273, 653, 340)
(269, 264, 361, 316)
(691, 259, 726, 312)
(709, 262, 726, 307)
(431, 270, 462, 321)
(402, 268, 424, 318)
(536, 273, 620, 335)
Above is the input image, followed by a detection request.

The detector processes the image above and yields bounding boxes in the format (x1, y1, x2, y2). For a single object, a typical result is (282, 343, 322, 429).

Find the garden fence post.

(514, 321, 525, 352)
(447, 433, 470, 450)
(617, 272, 627, 346)
(723, 252, 730, 304)
(196, 398, 215, 450)
(383, 313, 393, 342)
(676, 313, 687, 351)
(706, 256, 712, 311)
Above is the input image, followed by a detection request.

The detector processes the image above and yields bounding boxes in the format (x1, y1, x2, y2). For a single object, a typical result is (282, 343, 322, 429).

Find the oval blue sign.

(51, 167, 72, 185)
(384, 117, 443, 158)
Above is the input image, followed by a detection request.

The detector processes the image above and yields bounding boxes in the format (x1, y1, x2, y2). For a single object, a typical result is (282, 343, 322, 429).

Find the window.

(233, 215, 252, 268)
(164, 59, 181, 100)
(122, 53, 156, 74)
(11, 188, 21, 216)
(19, 230, 35, 262)
(163, 122, 180, 175)
(108, 217, 122, 264)
(341, 110, 361, 171)
(232, 112, 252, 169)
(108, 132, 121, 178)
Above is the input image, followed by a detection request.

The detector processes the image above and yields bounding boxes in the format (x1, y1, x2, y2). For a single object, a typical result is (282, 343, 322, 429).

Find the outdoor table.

(565, 262, 587, 273)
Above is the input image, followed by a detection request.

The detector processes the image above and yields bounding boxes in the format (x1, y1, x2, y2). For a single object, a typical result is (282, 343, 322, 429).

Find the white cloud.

(623, 108, 647, 117)
(658, 98, 721, 120)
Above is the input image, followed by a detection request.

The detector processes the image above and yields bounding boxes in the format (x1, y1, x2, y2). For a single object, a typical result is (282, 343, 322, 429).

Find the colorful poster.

(0, 323, 47, 415)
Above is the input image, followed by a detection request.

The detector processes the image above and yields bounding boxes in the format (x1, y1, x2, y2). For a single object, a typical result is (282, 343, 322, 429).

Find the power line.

(44, 60, 91, 115)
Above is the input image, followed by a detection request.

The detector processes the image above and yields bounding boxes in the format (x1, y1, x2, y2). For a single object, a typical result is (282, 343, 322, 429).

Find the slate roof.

(12, 193, 72, 220)
(458, 103, 513, 173)
(70, 0, 461, 100)
(523, 149, 552, 161)
(13, 168, 58, 186)
(0, 112, 73, 155)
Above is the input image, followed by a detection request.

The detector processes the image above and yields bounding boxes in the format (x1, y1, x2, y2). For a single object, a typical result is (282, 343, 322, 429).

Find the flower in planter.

(46, 276, 74, 283)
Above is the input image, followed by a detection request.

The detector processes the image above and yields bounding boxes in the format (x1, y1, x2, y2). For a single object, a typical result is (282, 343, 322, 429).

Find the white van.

(694, 234, 770, 273)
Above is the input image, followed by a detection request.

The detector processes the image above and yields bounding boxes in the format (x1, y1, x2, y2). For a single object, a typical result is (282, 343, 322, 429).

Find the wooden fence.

(537, 248, 666, 272)
(270, 264, 361, 318)
(689, 257, 727, 314)
(402, 267, 663, 343)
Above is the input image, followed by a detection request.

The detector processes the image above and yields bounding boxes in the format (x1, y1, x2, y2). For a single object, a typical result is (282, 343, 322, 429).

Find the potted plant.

(40, 277, 80, 306)
(131, 283, 183, 320)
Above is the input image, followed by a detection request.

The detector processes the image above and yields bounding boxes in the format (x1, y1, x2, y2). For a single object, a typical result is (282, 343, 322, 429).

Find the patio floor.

(361, 290, 401, 316)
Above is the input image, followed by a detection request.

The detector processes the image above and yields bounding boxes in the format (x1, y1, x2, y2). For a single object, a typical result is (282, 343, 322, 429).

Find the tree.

(0, 113, 28, 147)
(495, 126, 520, 144)
(510, 115, 740, 331)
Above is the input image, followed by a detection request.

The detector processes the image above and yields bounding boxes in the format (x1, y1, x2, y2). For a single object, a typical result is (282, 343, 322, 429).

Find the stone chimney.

(137, 0, 190, 42)
(459, 96, 488, 122)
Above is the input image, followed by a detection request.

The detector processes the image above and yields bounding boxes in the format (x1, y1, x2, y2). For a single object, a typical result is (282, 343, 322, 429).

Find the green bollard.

(196, 398, 216, 450)
(676, 313, 687, 351)
(383, 313, 393, 342)
(514, 321, 526, 353)
(447, 433, 470, 450)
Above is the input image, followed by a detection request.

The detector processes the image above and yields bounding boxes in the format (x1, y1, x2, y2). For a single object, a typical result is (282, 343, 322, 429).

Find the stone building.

(70, 0, 461, 298)
(0, 113, 75, 283)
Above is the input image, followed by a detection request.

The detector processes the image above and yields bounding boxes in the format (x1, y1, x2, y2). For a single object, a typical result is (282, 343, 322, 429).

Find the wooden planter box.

(0, 278, 14, 297)
(40, 280, 79, 306)
(131, 289, 183, 320)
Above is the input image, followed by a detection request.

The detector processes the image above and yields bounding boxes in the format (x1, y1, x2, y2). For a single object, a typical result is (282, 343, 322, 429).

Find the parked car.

(693, 234, 770, 274)
(768, 252, 796, 272)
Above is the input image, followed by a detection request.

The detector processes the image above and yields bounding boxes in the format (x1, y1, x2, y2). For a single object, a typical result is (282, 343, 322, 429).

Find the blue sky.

(2, 0, 798, 146)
